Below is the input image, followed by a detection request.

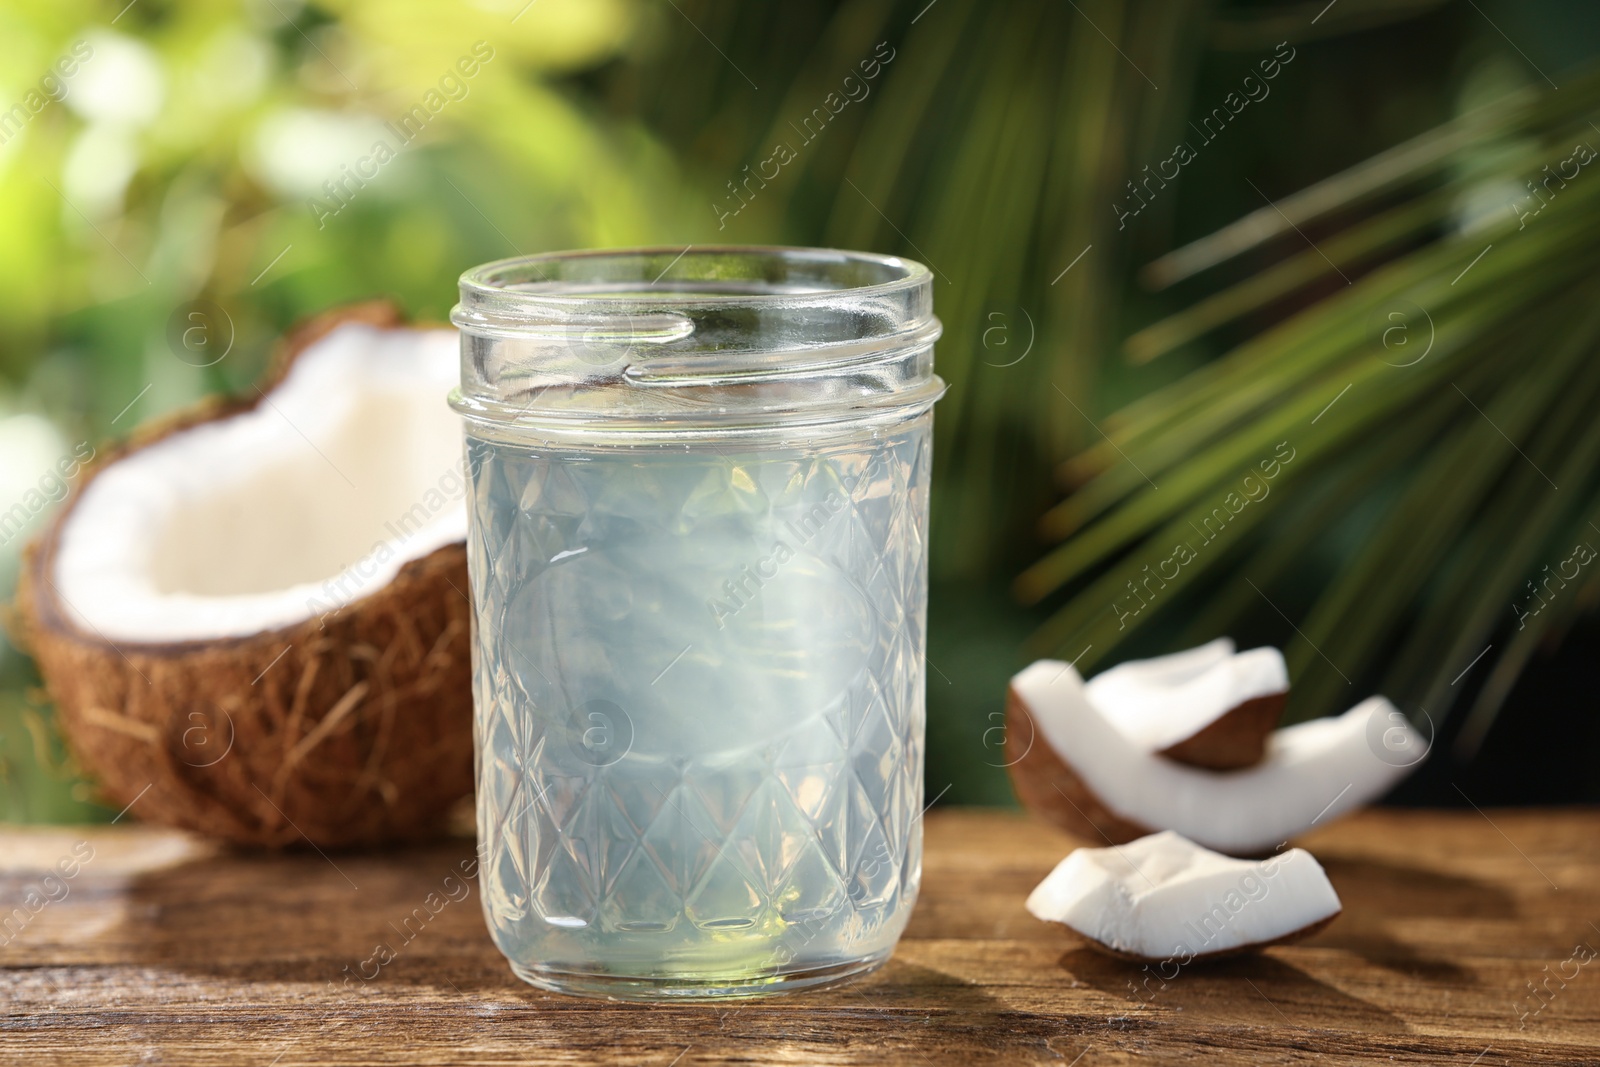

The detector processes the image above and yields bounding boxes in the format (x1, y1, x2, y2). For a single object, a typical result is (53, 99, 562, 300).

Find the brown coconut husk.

(1157, 691, 1285, 771)
(14, 301, 475, 848)
(1004, 684, 1152, 846)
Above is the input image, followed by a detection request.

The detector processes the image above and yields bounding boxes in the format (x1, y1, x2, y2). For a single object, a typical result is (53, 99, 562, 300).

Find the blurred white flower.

(62, 124, 140, 218)
(246, 107, 393, 199)
(64, 32, 165, 128)
(193, 29, 273, 109)
(0, 412, 69, 549)
(0, 412, 73, 666)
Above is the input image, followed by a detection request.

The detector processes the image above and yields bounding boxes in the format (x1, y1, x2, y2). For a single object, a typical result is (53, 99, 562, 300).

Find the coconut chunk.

(1026, 831, 1342, 962)
(50, 317, 463, 642)
(1086, 640, 1287, 769)
(18, 303, 475, 847)
(1006, 659, 1425, 855)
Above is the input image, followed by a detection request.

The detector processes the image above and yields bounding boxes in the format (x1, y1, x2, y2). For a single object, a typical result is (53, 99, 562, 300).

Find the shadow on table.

(1058, 947, 1410, 1033)
(110, 837, 520, 991)
(110, 850, 1102, 1061)
(1312, 852, 1516, 984)
(110, 845, 1026, 1014)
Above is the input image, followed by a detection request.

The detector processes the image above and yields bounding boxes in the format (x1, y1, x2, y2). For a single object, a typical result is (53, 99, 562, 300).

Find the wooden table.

(2, 808, 1597, 1065)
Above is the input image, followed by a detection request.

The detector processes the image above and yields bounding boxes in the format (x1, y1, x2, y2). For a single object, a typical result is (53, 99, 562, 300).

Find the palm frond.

(1022, 67, 1600, 749)
(634, 0, 1213, 580)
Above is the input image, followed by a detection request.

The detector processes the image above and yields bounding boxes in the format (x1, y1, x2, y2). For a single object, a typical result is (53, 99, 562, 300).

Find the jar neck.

(450, 246, 943, 438)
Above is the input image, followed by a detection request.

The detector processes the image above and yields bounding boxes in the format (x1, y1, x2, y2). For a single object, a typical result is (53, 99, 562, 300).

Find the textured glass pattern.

(467, 419, 931, 986)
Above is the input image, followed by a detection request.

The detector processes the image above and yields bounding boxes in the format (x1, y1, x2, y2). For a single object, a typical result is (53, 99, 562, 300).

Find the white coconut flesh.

(1085, 638, 1288, 751)
(52, 323, 465, 643)
(1012, 660, 1425, 855)
(1026, 830, 1341, 961)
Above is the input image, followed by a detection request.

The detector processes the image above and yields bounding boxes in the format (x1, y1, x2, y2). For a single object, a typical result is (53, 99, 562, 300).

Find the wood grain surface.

(2, 807, 1597, 1065)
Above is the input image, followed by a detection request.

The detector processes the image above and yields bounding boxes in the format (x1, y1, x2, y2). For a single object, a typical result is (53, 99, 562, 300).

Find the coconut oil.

(452, 247, 942, 999)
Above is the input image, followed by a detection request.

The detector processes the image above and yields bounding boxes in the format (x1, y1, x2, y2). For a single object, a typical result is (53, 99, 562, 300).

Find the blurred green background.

(4, 0, 1599, 823)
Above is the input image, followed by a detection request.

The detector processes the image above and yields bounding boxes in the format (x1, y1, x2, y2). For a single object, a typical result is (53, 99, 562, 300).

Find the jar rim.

(451, 244, 942, 438)
(457, 245, 932, 309)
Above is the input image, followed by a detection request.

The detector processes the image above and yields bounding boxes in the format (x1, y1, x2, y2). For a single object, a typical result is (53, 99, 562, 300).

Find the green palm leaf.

(1023, 66, 1600, 751)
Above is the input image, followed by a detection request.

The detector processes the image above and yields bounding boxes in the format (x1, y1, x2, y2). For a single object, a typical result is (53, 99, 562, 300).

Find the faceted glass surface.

(467, 418, 931, 993)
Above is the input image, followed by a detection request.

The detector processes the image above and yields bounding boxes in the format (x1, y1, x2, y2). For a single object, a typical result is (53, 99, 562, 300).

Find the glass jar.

(450, 246, 943, 1000)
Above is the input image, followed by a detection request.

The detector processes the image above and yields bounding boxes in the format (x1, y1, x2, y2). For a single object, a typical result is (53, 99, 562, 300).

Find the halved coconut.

(1086, 639, 1287, 770)
(15, 302, 474, 847)
(1026, 830, 1341, 962)
(1006, 659, 1424, 856)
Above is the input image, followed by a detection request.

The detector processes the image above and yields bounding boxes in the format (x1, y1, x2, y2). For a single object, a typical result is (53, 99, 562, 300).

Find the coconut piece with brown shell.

(1084, 639, 1287, 770)
(1005, 658, 1425, 856)
(16, 302, 474, 847)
